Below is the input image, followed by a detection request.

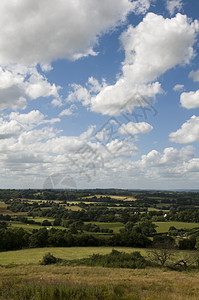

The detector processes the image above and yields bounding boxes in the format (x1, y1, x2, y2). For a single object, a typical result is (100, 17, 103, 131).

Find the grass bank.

(0, 265, 199, 299)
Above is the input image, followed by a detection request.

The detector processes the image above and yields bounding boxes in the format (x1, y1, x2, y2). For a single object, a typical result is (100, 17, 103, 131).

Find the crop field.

(154, 221, 199, 233)
(81, 194, 136, 201)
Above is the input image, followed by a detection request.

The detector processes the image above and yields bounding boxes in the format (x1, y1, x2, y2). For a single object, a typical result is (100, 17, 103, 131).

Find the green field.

(9, 222, 67, 231)
(85, 222, 124, 233)
(0, 247, 147, 265)
(148, 207, 169, 212)
(27, 217, 55, 223)
(154, 221, 199, 233)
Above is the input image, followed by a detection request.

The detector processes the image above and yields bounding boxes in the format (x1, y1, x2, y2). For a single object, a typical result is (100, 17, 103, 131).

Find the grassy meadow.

(1, 262, 199, 299)
(0, 247, 147, 265)
(154, 221, 199, 233)
(84, 222, 124, 233)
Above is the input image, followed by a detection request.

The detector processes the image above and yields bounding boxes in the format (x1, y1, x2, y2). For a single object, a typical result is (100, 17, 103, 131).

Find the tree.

(147, 236, 176, 266)
(42, 220, 52, 226)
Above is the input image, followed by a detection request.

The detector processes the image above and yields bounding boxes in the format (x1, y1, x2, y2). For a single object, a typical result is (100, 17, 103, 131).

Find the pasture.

(154, 221, 199, 233)
(0, 247, 147, 265)
(85, 222, 124, 233)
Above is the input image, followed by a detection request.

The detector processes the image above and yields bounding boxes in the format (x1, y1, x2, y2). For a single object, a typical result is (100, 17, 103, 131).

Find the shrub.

(42, 220, 52, 226)
(40, 252, 57, 265)
(77, 250, 146, 269)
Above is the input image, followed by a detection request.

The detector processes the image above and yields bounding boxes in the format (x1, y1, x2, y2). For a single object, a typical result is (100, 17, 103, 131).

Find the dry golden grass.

(0, 265, 199, 299)
(81, 194, 137, 201)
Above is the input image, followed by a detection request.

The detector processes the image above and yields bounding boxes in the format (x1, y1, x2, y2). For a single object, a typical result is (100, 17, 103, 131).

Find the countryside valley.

(1, 189, 199, 299)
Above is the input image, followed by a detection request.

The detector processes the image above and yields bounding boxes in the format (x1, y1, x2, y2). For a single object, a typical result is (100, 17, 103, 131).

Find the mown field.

(154, 221, 199, 233)
(0, 247, 147, 265)
(0, 246, 196, 267)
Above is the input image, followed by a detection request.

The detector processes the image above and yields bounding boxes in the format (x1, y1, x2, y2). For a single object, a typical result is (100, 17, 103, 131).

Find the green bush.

(77, 250, 146, 269)
(40, 252, 57, 265)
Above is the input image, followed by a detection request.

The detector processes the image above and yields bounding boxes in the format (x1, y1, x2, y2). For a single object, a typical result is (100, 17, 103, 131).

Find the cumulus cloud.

(89, 13, 198, 115)
(59, 104, 78, 117)
(66, 77, 107, 107)
(131, 0, 152, 15)
(173, 84, 184, 92)
(24, 72, 60, 100)
(10, 110, 45, 125)
(140, 145, 195, 167)
(169, 115, 199, 143)
(9, 110, 60, 131)
(121, 13, 198, 83)
(180, 90, 199, 109)
(118, 121, 153, 135)
(189, 69, 199, 82)
(0, 118, 23, 139)
(0, 0, 134, 65)
(126, 145, 199, 183)
(0, 66, 61, 111)
(166, 0, 183, 16)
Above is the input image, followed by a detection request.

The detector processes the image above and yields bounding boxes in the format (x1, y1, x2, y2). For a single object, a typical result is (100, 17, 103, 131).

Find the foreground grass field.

(0, 264, 199, 299)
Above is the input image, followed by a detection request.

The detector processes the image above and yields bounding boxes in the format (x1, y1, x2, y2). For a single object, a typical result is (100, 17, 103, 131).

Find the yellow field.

(81, 194, 136, 201)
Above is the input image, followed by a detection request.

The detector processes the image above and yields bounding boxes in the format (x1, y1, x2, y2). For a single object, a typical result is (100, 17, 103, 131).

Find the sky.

(0, 0, 199, 190)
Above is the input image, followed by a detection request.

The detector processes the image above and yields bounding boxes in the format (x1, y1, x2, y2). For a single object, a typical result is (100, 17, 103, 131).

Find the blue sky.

(0, 0, 199, 190)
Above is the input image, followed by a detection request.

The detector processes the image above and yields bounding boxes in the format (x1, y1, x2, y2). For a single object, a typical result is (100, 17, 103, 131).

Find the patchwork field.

(0, 203, 27, 216)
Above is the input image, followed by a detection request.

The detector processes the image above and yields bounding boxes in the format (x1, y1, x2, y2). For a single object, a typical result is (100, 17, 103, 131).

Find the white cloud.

(0, 0, 134, 65)
(0, 118, 23, 139)
(67, 84, 92, 106)
(180, 90, 199, 109)
(169, 115, 199, 143)
(0, 65, 61, 111)
(9, 110, 60, 130)
(10, 110, 44, 125)
(166, 0, 183, 16)
(118, 121, 153, 135)
(126, 145, 199, 184)
(140, 146, 195, 167)
(131, 0, 152, 15)
(121, 13, 198, 84)
(25, 71, 60, 100)
(40, 63, 53, 72)
(66, 77, 107, 107)
(59, 104, 78, 117)
(189, 69, 199, 82)
(89, 13, 198, 115)
(91, 81, 162, 116)
(173, 84, 184, 92)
